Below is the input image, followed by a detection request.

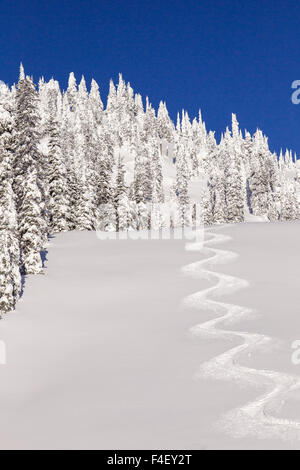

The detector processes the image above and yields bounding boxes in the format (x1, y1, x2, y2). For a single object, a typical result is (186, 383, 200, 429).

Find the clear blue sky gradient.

(1, 0, 300, 155)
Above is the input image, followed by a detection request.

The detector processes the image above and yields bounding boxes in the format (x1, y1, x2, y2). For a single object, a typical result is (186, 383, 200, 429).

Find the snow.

(183, 226, 300, 445)
(0, 222, 300, 449)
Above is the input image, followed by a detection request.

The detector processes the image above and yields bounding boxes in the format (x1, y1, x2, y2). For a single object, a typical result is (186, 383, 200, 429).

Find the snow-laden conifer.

(0, 83, 21, 313)
(13, 66, 47, 274)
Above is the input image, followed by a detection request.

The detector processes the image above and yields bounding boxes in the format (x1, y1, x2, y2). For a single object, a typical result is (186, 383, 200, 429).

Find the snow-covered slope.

(183, 225, 300, 445)
(0, 222, 300, 450)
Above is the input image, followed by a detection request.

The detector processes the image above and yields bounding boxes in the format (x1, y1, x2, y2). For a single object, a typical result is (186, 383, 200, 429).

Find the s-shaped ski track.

(182, 228, 300, 444)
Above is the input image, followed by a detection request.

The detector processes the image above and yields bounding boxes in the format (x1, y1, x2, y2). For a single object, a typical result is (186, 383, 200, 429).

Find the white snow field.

(0, 222, 300, 450)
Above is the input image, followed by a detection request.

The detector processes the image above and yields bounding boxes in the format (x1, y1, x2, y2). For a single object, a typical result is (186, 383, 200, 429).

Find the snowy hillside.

(0, 222, 300, 450)
(1, 66, 300, 318)
(1, 65, 300, 450)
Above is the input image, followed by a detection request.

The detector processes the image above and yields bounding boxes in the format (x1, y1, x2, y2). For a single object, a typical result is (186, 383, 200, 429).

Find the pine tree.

(13, 65, 47, 274)
(202, 183, 213, 226)
(211, 167, 226, 224)
(222, 121, 245, 223)
(72, 111, 94, 231)
(175, 139, 191, 227)
(131, 133, 150, 231)
(60, 93, 78, 230)
(281, 181, 298, 221)
(157, 102, 174, 141)
(66, 72, 78, 112)
(0, 83, 21, 314)
(114, 154, 130, 232)
(133, 132, 150, 205)
(47, 114, 69, 232)
(89, 79, 103, 126)
(249, 153, 265, 216)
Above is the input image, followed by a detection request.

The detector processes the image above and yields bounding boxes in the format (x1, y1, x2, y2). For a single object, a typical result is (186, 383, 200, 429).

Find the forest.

(0, 65, 299, 316)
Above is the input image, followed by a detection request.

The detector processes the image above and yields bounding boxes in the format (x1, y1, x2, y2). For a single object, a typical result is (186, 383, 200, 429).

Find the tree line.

(0, 65, 299, 315)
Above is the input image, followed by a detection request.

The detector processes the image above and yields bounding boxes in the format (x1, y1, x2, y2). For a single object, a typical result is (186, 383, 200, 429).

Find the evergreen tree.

(47, 114, 69, 232)
(157, 102, 174, 141)
(114, 154, 130, 232)
(223, 121, 244, 223)
(66, 72, 78, 112)
(89, 79, 103, 126)
(0, 83, 21, 314)
(175, 139, 191, 227)
(249, 132, 271, 217)
(281, 181, 298, 221)
(13, 65, 47, 274)
(211, 167, 226, 224)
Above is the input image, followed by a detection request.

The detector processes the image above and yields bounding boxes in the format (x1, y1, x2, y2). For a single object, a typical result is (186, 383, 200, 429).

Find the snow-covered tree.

(281, 180, 298, 221)
(0, 83, 21, 314)
(13, 65, 47, 274)
(89, 79, 103, 126)
(1, 65, 300, 316)
(114, 154, 130, 232)
(175, 139, 191, 227)
(211, 167, 227, 224)
(66, 72, 78, 112)
(223, 126, 244, 224)
(47, 114, 69, 232)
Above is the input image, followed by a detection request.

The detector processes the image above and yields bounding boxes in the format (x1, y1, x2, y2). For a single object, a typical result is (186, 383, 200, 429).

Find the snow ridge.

(182, 229, 300, 445)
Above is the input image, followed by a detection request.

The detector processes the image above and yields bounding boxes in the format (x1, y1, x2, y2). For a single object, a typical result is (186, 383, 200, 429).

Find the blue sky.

(1, 0, 300, 155)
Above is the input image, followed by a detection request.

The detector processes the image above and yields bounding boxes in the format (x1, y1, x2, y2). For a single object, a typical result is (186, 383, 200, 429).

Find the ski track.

(182, 229, 300, 445)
